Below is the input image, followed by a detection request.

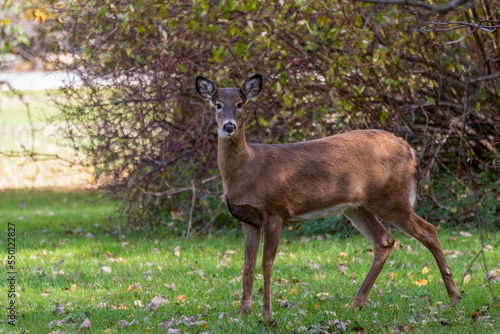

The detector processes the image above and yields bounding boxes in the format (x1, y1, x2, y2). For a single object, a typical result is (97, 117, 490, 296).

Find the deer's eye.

(237, 102, 242, 109)
(216, 103, 222, 109)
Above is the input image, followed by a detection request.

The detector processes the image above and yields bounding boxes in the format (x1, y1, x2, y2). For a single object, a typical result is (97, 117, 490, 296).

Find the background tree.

(43, 0, 498, 235)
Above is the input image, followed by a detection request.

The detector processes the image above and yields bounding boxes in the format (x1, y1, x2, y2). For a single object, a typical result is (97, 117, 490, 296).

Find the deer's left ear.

(241, 74, 262, 101)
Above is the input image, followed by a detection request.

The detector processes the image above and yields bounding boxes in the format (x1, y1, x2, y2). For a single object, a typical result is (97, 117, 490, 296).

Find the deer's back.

(227, 129, 416, 223)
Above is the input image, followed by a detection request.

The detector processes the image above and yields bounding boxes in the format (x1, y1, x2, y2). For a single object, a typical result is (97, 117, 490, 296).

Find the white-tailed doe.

(195, 73, 461, 318)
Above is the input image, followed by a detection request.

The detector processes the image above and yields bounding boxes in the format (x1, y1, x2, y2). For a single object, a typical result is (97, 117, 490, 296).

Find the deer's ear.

(196, 76, 217, 100)
(241, 74, 262, 101)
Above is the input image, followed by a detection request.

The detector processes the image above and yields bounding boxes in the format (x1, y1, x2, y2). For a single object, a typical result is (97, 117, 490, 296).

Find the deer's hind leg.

(395, 211, 461, 305)
(344, 206, 395, 311)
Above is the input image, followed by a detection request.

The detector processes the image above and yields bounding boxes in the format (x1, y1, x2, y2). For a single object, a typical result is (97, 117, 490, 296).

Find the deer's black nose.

(223, 123, 236, 135)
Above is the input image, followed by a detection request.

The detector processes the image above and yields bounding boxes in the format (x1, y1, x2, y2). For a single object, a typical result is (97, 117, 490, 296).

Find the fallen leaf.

(79, 318, 91, 329)
(459, 231, 472, 238)
(422, 266, 429, 274)
(337, 264, 348, 275)
(165, 282, 177, 290)
(463, 274, 471, 285)
(84, 232, 95, 238)
(229, 276, 241, 284)
(314, 303, 321, 308)
(134, 300, 143, 307)
(339, 252, 348, 257)
(300, 236, 310, 245)
(152, 294, 169, 305)
(102, 266, 112, 274)
(414, 279, 428, 286)
(48, 319, 63, 329)
(53, 302, 66, 315)
(159, 321, 172, 329)
(171, 211, 183, 219)
(289, 288, 298, 294)
(167, 329, 181, 334)
(71, 283, 77, 291)
(126, 283, 141, 292)
(174, 246, 181, 257)
(56, 259, 64, 267)
(118, 320, 128, 329)
(228, 317, 240, 323)
(42, 290, 50, 298)
(390, 272, 397, 280)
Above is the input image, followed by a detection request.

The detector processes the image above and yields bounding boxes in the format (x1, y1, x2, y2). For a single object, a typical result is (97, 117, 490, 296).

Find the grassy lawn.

(2, 190, 499, 333)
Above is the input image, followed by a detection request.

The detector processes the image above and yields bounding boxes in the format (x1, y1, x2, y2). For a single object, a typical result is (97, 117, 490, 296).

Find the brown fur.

(196, 74, 461, 318)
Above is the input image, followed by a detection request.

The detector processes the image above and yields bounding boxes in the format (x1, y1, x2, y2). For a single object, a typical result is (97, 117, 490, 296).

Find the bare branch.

(355, 0, 473, 13)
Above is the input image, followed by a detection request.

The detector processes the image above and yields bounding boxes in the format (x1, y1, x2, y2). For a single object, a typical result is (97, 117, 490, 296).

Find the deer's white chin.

(219, 129, 236, 137)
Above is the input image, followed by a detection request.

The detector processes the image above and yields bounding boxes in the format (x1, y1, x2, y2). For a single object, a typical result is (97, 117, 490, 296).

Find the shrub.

(45, 0, 498, 233)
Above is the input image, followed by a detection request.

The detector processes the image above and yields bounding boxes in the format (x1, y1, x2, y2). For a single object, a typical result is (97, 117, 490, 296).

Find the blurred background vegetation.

(1, 0, 499, 236)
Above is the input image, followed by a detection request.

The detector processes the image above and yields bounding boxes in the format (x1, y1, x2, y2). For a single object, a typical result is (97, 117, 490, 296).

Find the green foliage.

(46, 0, 499, 231)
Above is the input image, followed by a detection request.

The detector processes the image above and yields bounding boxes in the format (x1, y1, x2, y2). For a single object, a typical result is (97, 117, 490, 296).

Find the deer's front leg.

(262, 217, 283, 319)
(240, 222, 261, 317)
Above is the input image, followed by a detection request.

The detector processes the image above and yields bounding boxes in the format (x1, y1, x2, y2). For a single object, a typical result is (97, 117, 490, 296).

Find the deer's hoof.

(239, 304, 252, 317)
(350, 300, 364, 312)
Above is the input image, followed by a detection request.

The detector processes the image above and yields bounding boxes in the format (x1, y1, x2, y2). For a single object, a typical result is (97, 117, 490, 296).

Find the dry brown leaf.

(337, 264, 348, 275)
(71, 284, 77, 292)
(414, 279, 428, 286)
(174, 246, 181, 257)
(79, 318, 91, 329)
(159, 320, 172, 329)
(165, 282, 177, 290)
(53, 302, 66, 315)
(167, 329, 182, 334)
(118, 320, 129, 329)
(152, 295, 169, 305)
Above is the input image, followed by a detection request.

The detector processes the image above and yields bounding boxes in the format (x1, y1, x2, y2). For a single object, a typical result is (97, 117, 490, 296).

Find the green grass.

(2, 190, 500, 333)
(0, 90, 61, 153)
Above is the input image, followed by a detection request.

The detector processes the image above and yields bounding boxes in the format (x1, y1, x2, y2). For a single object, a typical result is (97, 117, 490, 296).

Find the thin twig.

(186, 180, 196, 239)
(355, 0, 473, 13)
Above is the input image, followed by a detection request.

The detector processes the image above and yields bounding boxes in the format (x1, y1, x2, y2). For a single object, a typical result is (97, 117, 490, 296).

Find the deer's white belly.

(289, 204, 353, 222)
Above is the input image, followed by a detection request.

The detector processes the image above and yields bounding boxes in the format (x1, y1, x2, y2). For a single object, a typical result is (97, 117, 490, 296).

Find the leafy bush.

(44, 0, 499, 233)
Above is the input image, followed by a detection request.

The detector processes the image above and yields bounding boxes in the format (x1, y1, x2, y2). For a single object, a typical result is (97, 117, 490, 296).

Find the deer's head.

(196, 74, 262, 137)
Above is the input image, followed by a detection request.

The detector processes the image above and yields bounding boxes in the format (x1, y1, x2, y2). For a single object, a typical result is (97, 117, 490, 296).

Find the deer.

(195, 73, 462, 319)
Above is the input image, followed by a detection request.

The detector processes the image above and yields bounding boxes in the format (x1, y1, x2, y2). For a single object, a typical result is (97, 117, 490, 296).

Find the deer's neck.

(217, 128, 250, 192)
